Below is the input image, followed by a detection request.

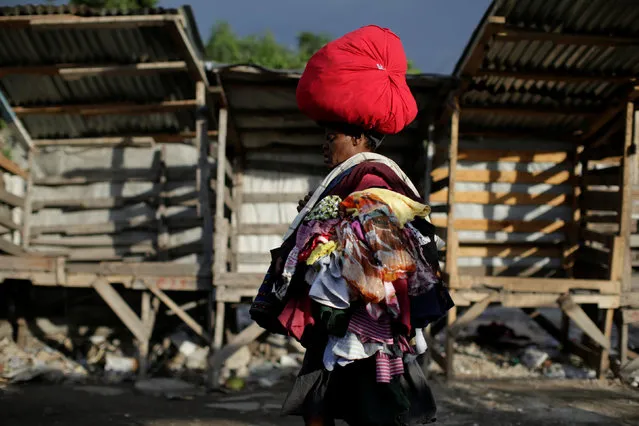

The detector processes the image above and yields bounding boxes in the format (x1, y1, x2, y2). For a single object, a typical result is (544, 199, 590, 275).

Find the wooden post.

(445, 100, 460, 286)
(616, 101, 635, 291)
(563, 145, 581, 276)
(230, 159, 243, 272)
(156, 145, 169, 261)
(211, 105, 229, 388)
(196, 81, 213, 274)
(617, 310, 629, 366)
(138, 291, 153, 378)
(597, 308, 614, 378)
(21, 149, 34, 249)
(446, 305, 457, 380)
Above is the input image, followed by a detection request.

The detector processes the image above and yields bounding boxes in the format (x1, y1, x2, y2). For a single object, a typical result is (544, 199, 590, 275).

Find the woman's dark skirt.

(281, 332, 437, 426)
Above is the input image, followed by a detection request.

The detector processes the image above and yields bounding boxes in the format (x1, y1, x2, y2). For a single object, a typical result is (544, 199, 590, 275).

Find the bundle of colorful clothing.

(271, 187, 442, 384)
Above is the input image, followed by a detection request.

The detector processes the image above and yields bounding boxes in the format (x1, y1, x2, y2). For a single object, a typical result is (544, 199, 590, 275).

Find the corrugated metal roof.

(0, 5, 207, 140)
(212, 64, 457, 150)
(454, 0, 639, 137)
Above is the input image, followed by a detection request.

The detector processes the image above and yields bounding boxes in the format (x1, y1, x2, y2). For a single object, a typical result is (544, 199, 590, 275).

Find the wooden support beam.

(0, 14, 176, 29)
(92, 277, 149, 343)
(458, 275, 618, 294)
(445, 306, 457, 380)
(431, 217, 568, 234)
(445, 102, 460, 286)
(558, 294, 611, 350)
(0, 236, 25, 256)
(0, 152, 29, 179)
(213, 107, 229, 276)
(456, 149, 569, 163)
(33, 132, 217, 146)
(0, 188, 25, 209)
(580, 104, 625, 142)
(196, 81, 213, 276)
(144, 280, 210, 342)
(474, 69, 637, 83)
(462, 105, 600, 118)
(431, 168, 573, 185)
(430, 190, 568, 206)
(0, 61, 188, 78)
(598, 308, 614, 378)
(494, 26, 639, 47)
(618, 102, 636, 292)
(13, 99, 198, 116)
(449, 292, 498, 337)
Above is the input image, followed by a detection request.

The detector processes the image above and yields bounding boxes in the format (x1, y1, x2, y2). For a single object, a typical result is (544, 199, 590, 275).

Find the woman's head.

(321, 123, 382, 168)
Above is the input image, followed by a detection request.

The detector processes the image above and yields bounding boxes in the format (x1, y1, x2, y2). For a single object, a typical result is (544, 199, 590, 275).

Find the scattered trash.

(521, 347, 550, 369)
(543, 363, 566, 379)
(0, 337, 87, 384)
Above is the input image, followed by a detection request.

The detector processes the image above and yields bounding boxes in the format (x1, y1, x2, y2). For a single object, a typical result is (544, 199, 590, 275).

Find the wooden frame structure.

(0, 6, 238, 380)
(430, 0, 639, 379)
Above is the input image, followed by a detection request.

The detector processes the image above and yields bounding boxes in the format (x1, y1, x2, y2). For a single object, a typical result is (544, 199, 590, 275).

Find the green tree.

(205, 21, 421, 73)
(68, 0, 158, 8)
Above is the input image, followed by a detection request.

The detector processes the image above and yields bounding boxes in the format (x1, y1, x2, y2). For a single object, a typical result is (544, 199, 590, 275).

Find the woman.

(250, 26, 452, 426)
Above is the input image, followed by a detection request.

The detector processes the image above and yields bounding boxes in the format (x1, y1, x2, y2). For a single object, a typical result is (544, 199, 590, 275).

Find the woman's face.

(323, 129, 368, 168)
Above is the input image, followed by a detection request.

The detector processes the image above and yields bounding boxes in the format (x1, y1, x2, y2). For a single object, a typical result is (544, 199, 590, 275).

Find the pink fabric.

(376, 352, 405, 383)
(278, 291, 315, 341)
(393, 279, 411, 335)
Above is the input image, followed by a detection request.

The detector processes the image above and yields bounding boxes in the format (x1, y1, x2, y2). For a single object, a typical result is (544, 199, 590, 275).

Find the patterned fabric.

(284, 152, 421, 241)
(272, 246, 300, 300)
(305, 195, 342, 222)
(376, 352, 405, 383)
(343, 188, 431, 227)
(306, 240, 338, 265)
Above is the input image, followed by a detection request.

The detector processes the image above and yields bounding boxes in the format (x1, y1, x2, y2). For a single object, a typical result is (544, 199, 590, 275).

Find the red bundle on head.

(296, 25, 418, 135)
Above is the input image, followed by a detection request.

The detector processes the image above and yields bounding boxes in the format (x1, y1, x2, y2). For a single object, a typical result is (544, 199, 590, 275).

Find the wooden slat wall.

(28, 144, 227, 267)
(0, 138, 29, 255)
(430, 139, 575, 277)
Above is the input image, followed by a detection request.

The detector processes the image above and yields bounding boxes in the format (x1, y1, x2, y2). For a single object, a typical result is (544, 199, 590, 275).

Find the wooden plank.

(494, 26, 639, 47)
(144, 280, 210, 342)
(34, 131, 217, 146)
(238, 223, 288, 236)
(0, 188, 25, 208)
(32, 233, 155, 247)
(462, 105, 599, 118)
(30, 215, 155, 236)
(65, 245, 155, 261)
(0, 255, 55, 271)
(446, 306, 457, 379)
(474, 69, 636, 83)
(431, 217, 568, 234)
(196, 81, 214, 277)
(0, 237, 26, 256)
(0, 61, 187, 78)
(457, 149, 568, 163)
(0, 213, 19, 231)
(66, 262, 199, 277)
(213, 107, 229, 276)
(558, 294, 611, 350)
(34, 169, 159, 185)
(619, 102, 636, 292)
(457, 275, 619, 294)
(581, 229, 614, 248)
(0, 152, 28, 179)
(580, 104, 625, 142)
(598, 308, 614, 378)
(215, 272, 263, 288)
(0, 14, 175, 29)
(457, 245, 561, 258)
(243, 192, 307, 204)
(31, 193, 158, 211)
(431, 168, 572, 185)
(13, 99, 198, 117)
(449, 292, 498, 337)
(445, 103, 460, 285)
(430, 190, 568, 206)
(92, 278, 149, 343)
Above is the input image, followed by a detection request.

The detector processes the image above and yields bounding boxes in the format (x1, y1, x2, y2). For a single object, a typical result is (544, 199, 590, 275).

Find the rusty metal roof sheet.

(0, 5, 207, 140)
(454, 0, 639, 138)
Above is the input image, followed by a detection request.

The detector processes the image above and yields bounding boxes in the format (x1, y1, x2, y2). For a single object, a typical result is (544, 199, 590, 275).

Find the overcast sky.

(1, 0, 493, 74)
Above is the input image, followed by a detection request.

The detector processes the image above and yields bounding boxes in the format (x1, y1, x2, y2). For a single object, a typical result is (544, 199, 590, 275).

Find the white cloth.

(307, 252, 351, 310)
(323, 331, 384, 371)
(414, 328, 427, 355)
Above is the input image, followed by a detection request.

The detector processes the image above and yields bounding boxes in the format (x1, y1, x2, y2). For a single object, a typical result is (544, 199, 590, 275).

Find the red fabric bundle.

(296, 25, 418, 135)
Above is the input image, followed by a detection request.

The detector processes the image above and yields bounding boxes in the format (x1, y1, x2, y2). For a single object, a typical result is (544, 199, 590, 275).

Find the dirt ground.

(1, 378, 639, 426)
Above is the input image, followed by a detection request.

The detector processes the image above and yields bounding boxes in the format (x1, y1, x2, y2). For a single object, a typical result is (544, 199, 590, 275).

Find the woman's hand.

(297, 191, 313, 213)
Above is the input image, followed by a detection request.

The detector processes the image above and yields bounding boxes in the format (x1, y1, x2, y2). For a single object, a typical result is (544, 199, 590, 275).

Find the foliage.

(205, 21, 421, 73)
(68, 0, 158, 8)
